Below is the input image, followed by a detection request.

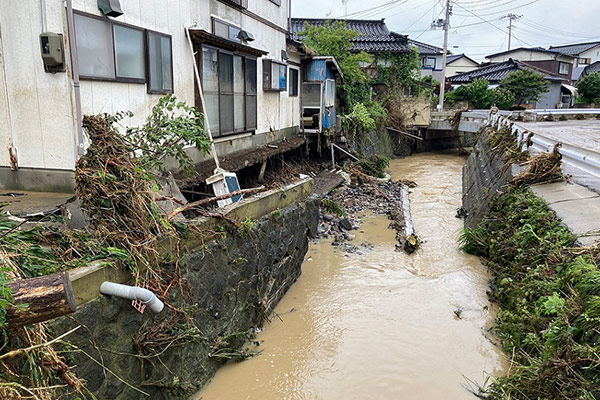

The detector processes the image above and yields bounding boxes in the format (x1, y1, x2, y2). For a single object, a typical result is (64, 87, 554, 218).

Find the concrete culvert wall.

(49, 198, 319, 400)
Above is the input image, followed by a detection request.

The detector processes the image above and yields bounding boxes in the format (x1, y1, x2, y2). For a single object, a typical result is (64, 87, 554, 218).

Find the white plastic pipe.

(100, 282, 164, 313)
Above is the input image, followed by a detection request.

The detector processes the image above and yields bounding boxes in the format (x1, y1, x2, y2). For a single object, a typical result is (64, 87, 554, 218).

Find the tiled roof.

(486, 46, 569, 59)
(407, 38, 444, 55)
(290, 18, 411, 53)
(447, 59, 566, 84)
(550, 41, 600, 56)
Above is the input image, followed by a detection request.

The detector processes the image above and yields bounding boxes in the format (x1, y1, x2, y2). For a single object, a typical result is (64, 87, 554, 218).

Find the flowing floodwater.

(197, 152, 506, 400)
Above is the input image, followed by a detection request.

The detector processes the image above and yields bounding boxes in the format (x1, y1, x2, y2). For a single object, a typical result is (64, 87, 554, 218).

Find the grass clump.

(321, 199, 345, 217)
(460, 186, 600, 398)
(357, 155, 390, 179)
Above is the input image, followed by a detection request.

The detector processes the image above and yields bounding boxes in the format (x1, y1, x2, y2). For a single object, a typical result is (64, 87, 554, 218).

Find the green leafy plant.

(577, 72, 600, 104)
(358, 155, 390, 178)
(321, 199, 345, 216)
(501, 68, 549, 106)
(113, 94, 212, 177)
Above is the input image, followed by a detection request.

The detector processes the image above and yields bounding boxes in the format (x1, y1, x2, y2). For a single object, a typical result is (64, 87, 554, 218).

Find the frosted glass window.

(246, 95, 257, 129)
(246, 59, 257, 94)
(148, 33, 161, 91)
(74, 14, 115, 79)
(325, 79, 335, 107)
(114, 25, 144, 80)
(234, 95, 245, 130)
(202, 47, 219, 92)
(219, 53, 233, 93)
(161, 37, 172, 90)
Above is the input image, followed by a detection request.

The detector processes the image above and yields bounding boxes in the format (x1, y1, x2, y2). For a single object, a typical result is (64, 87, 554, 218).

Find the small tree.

(577, 72, 600, 104)
(300, 21, 371, 83)
(501, 69, 549, 106)
(451, 79, 493, 109)
(490, 87, 516, 110)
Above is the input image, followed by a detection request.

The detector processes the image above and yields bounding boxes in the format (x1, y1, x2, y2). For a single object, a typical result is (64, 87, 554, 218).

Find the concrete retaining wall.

(462, 128, 516, 228)
(48, 180, 318, 399)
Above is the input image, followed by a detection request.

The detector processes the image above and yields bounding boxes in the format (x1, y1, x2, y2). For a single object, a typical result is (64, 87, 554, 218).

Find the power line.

(453, 0, 542, 17)
(402, 2, 438, 31)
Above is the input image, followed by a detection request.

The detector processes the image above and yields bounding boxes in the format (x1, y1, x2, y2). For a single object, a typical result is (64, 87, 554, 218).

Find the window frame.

(146, 29, 174, 94)
(422, 57, 437, 70)
(199, 44, 257, 137)
(73, 10, 173, 91)
(217, 0, 248, 9)
(558, 61, 570, 75)
(262, 59, 288, 91)
(212, 17, 242, 43)
(289, 67, 299, 97)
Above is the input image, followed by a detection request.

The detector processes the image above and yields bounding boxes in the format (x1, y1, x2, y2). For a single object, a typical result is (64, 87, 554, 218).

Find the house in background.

(0, 0, 301, 193)
(408, 39, 445, 82)
(549, 41, 600, 82)
(445, 54, 479, 77)
(484, 47, 575, 84)
(447, 59, 569, 109)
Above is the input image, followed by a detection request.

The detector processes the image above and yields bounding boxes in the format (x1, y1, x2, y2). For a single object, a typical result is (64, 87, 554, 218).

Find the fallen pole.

(400, 184, 419, 253)
(6, 271, 76, 328)
(387, 127, 423, 141)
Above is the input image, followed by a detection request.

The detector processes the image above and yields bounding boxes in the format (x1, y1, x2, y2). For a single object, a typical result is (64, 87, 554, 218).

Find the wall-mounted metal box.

(40, 32, 64, 71)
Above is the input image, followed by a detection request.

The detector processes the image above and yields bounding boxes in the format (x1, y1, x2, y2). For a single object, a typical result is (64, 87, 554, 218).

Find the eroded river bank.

(197, 152, 506, 399)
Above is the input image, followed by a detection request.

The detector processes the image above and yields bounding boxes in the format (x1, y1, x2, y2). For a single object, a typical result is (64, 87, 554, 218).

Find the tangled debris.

(510, 146, 565, 186)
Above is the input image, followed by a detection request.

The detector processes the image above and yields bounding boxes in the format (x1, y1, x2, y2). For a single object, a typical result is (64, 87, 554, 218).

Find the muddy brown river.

(197, 152, 506, 399)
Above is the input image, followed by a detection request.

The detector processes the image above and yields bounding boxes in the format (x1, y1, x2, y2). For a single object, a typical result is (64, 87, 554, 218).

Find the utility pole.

(342, 0, 348, 19)
(437, 0, 451, 111)
(501, 14, 522, 51)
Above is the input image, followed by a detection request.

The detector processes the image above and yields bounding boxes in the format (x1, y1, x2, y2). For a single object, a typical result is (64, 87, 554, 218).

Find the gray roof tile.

(290, 18, 411, 53)
(550, 42, 600, 56)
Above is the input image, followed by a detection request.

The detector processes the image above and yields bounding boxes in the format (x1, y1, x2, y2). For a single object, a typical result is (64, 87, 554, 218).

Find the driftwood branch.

(166, 186, 264, 220)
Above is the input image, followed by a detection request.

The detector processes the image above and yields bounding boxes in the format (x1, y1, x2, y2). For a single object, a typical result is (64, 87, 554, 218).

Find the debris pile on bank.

(316, 158, 418, 254)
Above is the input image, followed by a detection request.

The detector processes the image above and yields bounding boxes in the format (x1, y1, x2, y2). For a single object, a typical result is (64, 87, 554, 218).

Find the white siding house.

(0, 0, 300, 192)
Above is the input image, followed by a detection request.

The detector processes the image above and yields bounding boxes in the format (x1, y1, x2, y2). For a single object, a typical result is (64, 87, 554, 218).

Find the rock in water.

(339, 218, 353, 231)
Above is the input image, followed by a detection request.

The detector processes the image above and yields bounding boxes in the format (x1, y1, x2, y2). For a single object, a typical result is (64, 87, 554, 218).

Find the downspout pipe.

(40, 0, 48, 32)
(100, 282, 164, 313)
(65, 0, 85, 156)
(184, 23, 221, 172)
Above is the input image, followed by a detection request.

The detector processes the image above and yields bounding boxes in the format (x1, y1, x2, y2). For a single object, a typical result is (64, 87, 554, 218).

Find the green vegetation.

(577, 72, 600, 104)
(300, 20, 371, 84)
(460, 186, 600, 398)
(358, 155, 390, 179)
(113, 93, 212, 177)
(321, 199, 345, 217)
(446, 79, 515, 109)
(500, 68, 549, 106)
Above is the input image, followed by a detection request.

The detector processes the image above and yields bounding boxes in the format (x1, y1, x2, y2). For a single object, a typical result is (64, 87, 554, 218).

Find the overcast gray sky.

(291, 0, 600, 62)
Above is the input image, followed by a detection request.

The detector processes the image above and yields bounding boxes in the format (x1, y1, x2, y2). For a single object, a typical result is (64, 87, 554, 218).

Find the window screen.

(74, 14, 115, 79)
(114, 25, 145, 80)
(302, 83, 321, 107)
(325, 79, 335, 107)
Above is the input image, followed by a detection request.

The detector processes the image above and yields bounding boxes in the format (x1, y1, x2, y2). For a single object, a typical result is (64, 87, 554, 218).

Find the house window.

(114, 25, 145, 80)
(578, 58, 591, 66)
(325, 79, 335, 107)
(73, 11, 172, 91)
(213, 18, 241, 43)
(422, 57, 436, 69)
(289, 68, 299, 97)
(263, 59, 287, 91)
(74, 13, 115, 79)
(559, 62, 570, 75)
(147, 31, 173, 93)
(201, 45, 257, 137)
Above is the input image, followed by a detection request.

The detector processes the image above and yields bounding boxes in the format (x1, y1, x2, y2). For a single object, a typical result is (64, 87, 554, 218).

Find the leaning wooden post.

(6, 271, 76, 328)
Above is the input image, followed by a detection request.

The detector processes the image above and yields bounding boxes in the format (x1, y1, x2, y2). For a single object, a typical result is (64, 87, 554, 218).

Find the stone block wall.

(50, 198, 319, 399)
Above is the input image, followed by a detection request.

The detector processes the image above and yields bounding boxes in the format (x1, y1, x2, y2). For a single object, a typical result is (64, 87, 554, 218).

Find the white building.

(0, 0, 301, 192)
(549, 41, 600, 81)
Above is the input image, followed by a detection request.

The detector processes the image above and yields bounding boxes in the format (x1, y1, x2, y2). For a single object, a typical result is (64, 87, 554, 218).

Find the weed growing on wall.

(460, 186, 600, 398)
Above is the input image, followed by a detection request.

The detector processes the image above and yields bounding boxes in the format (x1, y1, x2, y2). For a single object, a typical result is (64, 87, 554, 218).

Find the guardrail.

(490, 111, 600, 179)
